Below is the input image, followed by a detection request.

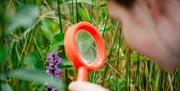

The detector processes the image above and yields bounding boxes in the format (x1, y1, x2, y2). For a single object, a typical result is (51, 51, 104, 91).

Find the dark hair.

(114, 0, 136, 8)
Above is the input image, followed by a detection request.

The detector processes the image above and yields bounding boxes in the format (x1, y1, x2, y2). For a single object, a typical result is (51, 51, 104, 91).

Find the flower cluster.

(46, 52, 62, 91)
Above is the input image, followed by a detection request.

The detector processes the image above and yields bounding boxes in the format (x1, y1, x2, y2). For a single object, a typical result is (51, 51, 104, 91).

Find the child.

(69, 0, 180, 91)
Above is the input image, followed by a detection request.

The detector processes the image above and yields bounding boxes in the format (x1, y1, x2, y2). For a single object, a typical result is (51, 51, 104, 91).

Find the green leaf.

(1, 83, 13, 91)
(49, 33, 64, 51)
(78, 6, 90, 21)
(31, 82, 47, 91)
(99, 1, 107, 7)
(41, 19, 59, 43)
(7, 5, 39, 32)
(58, 57, 73, 69)
(177, 69, 180, 91)
(0, 45, 6, 64)
(64, 0, 95, 6)
(53, 33, 64, 46)
(24, 52, 44, 70)
(108, 75, 125, 91)
(0, 70, 65, 91)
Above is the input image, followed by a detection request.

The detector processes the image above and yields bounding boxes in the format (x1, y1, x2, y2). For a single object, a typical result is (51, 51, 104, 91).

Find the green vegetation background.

(0, 0, 179, 91)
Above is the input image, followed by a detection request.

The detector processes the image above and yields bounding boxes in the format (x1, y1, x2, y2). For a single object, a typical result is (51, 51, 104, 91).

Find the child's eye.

(114, 0, 136, 8)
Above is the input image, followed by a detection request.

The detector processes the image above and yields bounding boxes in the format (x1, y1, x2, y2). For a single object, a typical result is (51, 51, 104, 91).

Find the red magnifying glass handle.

(77, 67, 88, 81)
(64, 22, 106, 82)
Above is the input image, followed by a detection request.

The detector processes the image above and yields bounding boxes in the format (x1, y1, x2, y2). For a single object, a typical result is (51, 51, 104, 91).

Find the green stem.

(136, 53, 141, 91)
(102, 24, 119, 86)
(178, 69, 180, 91)
(75, 0, 79, 23)
(71, 0, 74, 24)
(102, 16, 109, 37)
(57, 0, 63, 33)
(125, 48, 131, 91)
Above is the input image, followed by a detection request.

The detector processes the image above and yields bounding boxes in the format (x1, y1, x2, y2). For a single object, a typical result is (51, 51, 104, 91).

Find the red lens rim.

(64, 22, 106, 71)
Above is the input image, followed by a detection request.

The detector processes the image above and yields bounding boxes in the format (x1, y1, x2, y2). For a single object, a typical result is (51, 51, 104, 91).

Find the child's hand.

(108, 0, 180, 70)
(68, 81, 109, 91)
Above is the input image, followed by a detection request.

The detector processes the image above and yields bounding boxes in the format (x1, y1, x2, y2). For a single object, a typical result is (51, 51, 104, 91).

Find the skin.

(107, 0, 180, 70)
(69, 81, 109, 91)
(69, 0, 180, 90)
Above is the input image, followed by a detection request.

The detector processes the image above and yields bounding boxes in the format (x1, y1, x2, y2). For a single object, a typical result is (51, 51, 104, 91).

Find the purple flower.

(46, 52, 62, 91)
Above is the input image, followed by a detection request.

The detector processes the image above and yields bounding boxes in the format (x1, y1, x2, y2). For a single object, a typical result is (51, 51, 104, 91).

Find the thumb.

(68, 81, 109, 91)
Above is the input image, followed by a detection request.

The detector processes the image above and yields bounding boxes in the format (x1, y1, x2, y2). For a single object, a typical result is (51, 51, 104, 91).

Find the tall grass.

(0, 0, 179, 91)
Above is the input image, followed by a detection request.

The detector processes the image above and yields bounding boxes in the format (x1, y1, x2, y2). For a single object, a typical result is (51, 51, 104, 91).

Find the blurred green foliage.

(7, 5, 39, 32)
(0, 0, 179, 91)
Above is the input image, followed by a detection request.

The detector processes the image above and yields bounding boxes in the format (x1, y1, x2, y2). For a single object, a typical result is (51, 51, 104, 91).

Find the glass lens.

(76, 30, 97, 65)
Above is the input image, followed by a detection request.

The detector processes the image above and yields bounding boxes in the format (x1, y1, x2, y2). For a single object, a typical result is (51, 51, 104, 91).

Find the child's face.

(108, 0, 180, 70)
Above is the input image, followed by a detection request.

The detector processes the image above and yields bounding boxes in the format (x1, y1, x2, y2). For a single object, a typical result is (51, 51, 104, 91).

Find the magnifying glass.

(64, 22, 106, 81)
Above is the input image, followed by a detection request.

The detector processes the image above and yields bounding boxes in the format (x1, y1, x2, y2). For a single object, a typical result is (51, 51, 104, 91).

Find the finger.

(68, 81, 109, 91)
